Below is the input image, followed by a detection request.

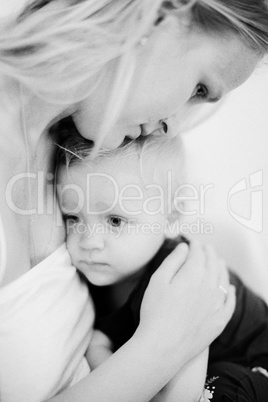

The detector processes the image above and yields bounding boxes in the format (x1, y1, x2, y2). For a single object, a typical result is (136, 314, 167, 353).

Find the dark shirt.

(90, 236, 268, 370)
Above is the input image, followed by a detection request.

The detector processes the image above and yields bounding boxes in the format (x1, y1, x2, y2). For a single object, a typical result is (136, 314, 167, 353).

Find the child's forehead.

(79, 156, 141, 181)
(58, 158, 167, 216)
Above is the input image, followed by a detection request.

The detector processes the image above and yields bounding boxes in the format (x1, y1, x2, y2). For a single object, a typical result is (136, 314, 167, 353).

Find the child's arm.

(86, 330, 114, 370)
(151, 348, 209, 402)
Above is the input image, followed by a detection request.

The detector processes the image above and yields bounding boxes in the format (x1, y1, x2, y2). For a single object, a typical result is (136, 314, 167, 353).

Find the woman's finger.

(217, 264, 230, 305)
(221, 284, 236, 324)
(202, 243, 230, 290)
(203, 243, 231, 304)
(171, 240, 206, 285)
(155, 242, 189, 282)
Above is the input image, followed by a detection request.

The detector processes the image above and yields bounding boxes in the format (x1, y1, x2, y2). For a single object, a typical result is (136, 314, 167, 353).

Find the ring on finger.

(218, 284, 228, 302)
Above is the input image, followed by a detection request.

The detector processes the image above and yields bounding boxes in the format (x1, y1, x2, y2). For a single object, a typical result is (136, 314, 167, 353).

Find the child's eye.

(191, 84, 209, 100)
(107, 216, 125, 228)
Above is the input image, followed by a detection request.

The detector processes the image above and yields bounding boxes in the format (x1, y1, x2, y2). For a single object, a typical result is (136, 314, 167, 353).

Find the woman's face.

(74, 15, 260, 148)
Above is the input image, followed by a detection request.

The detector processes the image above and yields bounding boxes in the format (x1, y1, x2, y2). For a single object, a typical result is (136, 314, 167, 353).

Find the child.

(57, 131, 268, 402)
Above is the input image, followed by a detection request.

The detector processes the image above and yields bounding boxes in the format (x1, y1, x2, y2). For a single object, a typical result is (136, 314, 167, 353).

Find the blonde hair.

(56, 118, 184, 198)
(1, 0, 268, 145)
(193, 0, 268, 54)
(0, 0, 162, 104)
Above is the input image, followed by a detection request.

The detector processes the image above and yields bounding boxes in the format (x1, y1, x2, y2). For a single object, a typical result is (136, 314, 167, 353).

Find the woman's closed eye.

(191, 83, 209, 101)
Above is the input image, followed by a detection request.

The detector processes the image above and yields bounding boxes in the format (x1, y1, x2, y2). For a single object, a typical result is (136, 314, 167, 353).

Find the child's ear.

(164, 214, 181, 240)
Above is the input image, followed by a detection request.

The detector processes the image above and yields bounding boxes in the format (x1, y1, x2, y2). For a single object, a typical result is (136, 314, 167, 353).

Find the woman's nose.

(141, 115, 180, 138)
(163, 114, 181, 138)
(80, 230, 105, 251)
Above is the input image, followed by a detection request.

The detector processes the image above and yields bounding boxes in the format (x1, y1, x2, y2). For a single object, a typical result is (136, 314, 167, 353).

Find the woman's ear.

(154, 0, 196, 30)
(178, 0, 197, 9)
(160, 0, 197, 16)
(176, 0, 197, 23)
(163, 0, 197, 12)
(170, 0, 197, 27)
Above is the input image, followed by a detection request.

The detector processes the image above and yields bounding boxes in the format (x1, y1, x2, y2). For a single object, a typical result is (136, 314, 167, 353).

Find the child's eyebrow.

(59, 196, 80, 211)
(94, 200, 115, 210)
(94, 200, 142, 217)
(88, 200, 122, 215)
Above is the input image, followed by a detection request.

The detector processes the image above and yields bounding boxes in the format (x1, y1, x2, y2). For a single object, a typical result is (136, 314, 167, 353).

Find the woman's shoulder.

(0, 76, 25, 154)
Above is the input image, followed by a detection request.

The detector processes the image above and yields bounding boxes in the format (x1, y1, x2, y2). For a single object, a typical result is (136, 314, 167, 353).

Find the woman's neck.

(0, 79, 71, 168)
(20, 87, 75, 163)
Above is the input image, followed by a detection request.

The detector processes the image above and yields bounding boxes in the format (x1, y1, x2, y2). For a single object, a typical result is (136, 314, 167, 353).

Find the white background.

(183, 63, 268, 302)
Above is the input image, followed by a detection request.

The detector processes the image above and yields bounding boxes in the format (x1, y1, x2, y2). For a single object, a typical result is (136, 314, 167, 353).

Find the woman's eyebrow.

(208, 94, 222, 103)
(208, 85, 224, 103)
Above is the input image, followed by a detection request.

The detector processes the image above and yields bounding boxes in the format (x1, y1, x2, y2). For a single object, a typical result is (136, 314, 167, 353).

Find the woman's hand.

(50, 243, 235, 402)
(138, 241, 236, 366)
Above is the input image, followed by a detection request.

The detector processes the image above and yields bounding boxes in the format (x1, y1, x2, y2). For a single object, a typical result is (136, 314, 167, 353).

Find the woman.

(0, 1, 267, 401)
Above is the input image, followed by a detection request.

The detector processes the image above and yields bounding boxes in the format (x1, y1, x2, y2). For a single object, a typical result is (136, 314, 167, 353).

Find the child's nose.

(80, 231, 105, 251)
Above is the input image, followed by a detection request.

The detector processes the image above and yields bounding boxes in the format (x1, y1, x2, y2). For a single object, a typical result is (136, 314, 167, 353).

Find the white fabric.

(0, 244, 95, 402)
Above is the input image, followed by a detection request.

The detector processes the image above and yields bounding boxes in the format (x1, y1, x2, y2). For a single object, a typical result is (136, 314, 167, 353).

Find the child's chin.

(85, 273, 116, 287)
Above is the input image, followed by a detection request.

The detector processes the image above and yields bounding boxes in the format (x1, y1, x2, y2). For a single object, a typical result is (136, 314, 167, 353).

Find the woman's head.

(1, 0, 268, 145)
(72, 0, 268, 148)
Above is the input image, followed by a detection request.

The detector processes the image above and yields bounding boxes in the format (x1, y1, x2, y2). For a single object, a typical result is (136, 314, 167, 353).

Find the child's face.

(58, 159, 168, 286)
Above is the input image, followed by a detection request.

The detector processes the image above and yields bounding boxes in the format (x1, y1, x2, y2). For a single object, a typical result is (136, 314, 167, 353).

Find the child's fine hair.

(56, 117, 185, 217)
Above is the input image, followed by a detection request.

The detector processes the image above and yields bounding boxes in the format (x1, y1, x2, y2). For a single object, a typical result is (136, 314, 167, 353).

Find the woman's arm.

(86, 330, 114, 370)
(50, 242, 235, 402)
(51, 329, 191, 402)
(151, 348, 209, 402)
(87, 334, 209, 402)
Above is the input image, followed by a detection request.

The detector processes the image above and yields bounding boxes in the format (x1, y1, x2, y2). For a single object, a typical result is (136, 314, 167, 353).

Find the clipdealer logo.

(227, 170, 263, 233)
